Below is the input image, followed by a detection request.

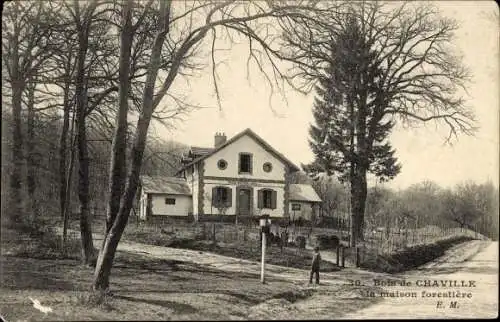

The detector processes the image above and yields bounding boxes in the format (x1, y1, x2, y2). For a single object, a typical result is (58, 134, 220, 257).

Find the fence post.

(341, 246, 345, 267)
(336, 246, 340, 266)
(212, 223, 216, 244)
(235, 220, 239, 242)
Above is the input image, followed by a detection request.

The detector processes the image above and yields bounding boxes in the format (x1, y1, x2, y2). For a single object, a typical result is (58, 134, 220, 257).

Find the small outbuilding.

(288, 184, 322, 222)
(138, 176, 192, 221)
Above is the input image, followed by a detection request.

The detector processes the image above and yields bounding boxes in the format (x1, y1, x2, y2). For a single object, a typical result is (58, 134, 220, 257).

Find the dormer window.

(238, 153, 253, 174)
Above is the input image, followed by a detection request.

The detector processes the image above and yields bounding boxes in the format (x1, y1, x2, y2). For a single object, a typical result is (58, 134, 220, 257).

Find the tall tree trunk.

(75, 80, 94, 264)
(349, 168, 368, 246)
(103, 0, 134, 246)
(94, 109, 157, 290)
(10, 33, 25, 226)
(74, 0, 96, 265)
(63, 115, 76, 248)
(348, 90, 356, 247)
(349, 175, 357, 248)
(93, 0, 172, 291)
(11, 82, 25, 226)
(26, 78, 36, 222)
(59, 77, 72, 219)
(354, 169, 367, 242)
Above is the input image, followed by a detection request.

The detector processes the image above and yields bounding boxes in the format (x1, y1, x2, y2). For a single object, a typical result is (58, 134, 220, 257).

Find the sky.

(152, 1, 499, 190)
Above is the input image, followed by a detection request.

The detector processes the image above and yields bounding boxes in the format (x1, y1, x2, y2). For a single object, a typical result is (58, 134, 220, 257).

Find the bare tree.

(93, 0, 324, 291)
(25, 77, 37, 220)
(46, 22, 79, 221)
(310, 176, 348, 222)
(60, 0, 124, 264)
(69, 0, 103, 264)
(281, 2, 477, 246)
(442, 181, 497, 232)
(2, 2, 57, 225)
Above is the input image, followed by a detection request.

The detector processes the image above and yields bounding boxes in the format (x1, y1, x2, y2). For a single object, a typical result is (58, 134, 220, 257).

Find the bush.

(359, 235, 473, 273)
(340, 234, 350, 242)
(167, 238, 197, 248)
(4, 220, 82, 260)
(125, 230, 174, 247)
(315, 234, 340, 250)
(295, 236, 306, 249)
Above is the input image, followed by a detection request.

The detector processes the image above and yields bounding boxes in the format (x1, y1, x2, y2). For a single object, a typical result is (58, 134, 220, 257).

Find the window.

(263, 162, 273, 173)
(258, 189, 277, 209)
(292, 203, 301, 211)
(217, 159, 228, 170)
(212, 186, 232, 208)
(165, 198, 176, 205)
(239, 153, 253, 174)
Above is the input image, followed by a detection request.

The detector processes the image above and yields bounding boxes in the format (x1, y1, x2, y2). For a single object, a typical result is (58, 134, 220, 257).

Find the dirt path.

(341, 240, 498, 319)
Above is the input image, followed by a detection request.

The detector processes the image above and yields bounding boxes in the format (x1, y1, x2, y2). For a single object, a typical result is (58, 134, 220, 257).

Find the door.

(238, 188, 252, 215)
(147, 194, 153, 217)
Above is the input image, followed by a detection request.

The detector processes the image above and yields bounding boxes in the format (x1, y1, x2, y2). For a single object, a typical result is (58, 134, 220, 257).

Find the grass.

(5, 215, 465, 320)
(2, 216, 324, 320)
(1, 218, 82, 261)
(172, 239, 341, 272)
(122, 223, 341, 272)
(0, 247, 317, 321)
(120, 218, 345, 271)
(41, 215, 341, 272)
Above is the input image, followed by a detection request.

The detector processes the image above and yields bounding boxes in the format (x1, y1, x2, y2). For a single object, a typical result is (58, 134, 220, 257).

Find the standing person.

(280, 228, 288, 251)
(309, 246, 321, 285)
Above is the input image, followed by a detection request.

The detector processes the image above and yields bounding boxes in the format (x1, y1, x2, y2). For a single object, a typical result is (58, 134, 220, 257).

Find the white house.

(289, 184, 322, 222)
(138, 176, 193, 220)
(138, 128, 321, 222)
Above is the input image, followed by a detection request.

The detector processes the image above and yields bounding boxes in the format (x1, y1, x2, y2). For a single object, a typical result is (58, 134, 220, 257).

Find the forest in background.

(1, 110, 187, 224)
(290, 172, 499, 240)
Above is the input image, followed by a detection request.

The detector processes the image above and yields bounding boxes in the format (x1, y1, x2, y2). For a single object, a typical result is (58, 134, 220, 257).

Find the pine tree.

(304, 17, 401, 246)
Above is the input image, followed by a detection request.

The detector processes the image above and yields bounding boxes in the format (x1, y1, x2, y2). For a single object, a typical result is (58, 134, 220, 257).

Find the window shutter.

(226, 187, 232, 207)
(212, 187, 218, 207)
(258, 189, 263, 209)
(249, 155, 253, 174)
(271, 190, 277, 209)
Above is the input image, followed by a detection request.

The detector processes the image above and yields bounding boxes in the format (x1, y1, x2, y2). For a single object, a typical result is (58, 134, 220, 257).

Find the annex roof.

(289, 184, 322, 203)
(177, 128, 300, 174)
(190, 146, 214, 156)
(140, 176, 191, 195)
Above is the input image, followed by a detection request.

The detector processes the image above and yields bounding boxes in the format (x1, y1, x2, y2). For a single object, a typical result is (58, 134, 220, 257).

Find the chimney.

(214, 132, 227, 148)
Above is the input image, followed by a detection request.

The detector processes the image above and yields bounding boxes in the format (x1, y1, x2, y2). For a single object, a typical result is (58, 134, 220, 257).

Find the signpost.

(259, 215, 270, 284)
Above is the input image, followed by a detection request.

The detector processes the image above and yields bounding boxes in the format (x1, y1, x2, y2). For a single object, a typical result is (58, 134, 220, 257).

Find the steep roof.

(177, 128, 300, 174)
(289, 184, 322, 203)
(140, 176, 191, 195)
